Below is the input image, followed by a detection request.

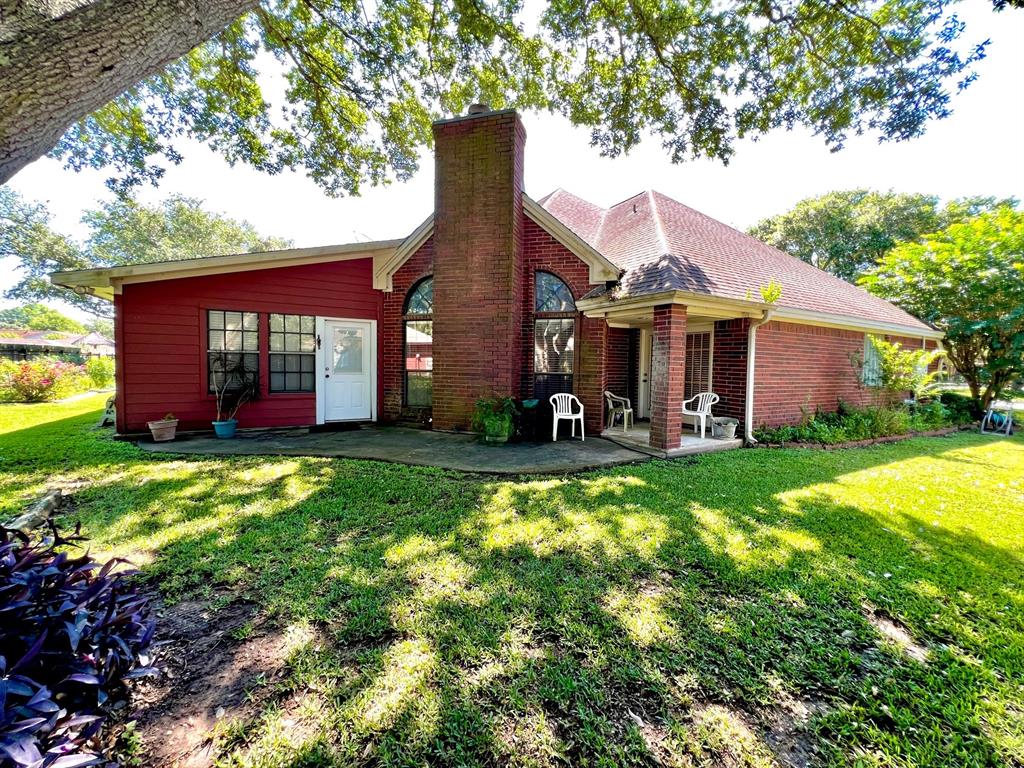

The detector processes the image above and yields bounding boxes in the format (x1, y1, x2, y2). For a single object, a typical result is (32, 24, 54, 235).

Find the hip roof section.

(540, 188, 933, 333)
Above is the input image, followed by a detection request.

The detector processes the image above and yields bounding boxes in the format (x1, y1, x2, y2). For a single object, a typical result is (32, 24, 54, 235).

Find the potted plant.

(147, 412, 178, 442)
(210, 351, 260, 439)
(471, 396, 518, 444)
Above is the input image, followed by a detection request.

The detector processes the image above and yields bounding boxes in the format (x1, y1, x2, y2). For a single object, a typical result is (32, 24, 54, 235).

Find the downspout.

(744, 308, 775, 446)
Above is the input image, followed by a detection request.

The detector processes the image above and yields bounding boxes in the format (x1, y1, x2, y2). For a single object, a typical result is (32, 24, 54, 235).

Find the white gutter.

(744, 308, 775, 446)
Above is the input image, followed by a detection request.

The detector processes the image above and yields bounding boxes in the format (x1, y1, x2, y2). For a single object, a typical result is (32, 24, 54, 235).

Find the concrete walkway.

(138, 425, 650, 475)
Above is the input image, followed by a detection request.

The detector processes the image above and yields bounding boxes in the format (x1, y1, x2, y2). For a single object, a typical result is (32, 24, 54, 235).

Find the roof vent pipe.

(467, 103, 490, 115)
(744, 308, 774, 446)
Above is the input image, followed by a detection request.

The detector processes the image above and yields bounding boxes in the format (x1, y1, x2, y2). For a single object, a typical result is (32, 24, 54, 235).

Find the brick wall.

(752, 321, 923, 427)
(520, 216, 607, 432)
(432, 110, 526, 430)
(650, 305, 687, 449)
(381, 237, 433, 422)
(606, 327, 635, 402)
(712, 318, 749, 423)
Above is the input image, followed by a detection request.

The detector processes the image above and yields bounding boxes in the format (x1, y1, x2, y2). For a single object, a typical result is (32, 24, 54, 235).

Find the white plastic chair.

(604, 391, 633, 433)
(550, 393, 585, 442)
(681, 392, 719, 439)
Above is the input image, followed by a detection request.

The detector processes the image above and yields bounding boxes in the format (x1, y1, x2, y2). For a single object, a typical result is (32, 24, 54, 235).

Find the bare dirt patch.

(762, 693, 830, 768)
(128, 597, 293, 768)
(863, 604, 930, 663)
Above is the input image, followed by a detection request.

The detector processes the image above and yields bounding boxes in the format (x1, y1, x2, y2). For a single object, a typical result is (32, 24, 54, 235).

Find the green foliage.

(470, 396, 517, 441)
(861, 205, 1024, 410)
(869, 336, 944, 399)
(1, 189, 292, 317)
(754, 400, 960, 445)
(0, 357, 90, 402)
(85, 317, 115, 338)
(749, 191, 1017, 281)
(2, 396, 1023, 765)
(85, 356, 116, 389)
(939, 391, 984, 423)
(758, 280, 783, 305)
(49, 0, 989, 196)
(0, 301, 86, 332)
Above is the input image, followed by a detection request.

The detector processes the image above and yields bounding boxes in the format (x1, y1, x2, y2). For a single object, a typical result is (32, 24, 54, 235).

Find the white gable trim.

(372, 196, 622, 292)
(373, 215, 434, 290)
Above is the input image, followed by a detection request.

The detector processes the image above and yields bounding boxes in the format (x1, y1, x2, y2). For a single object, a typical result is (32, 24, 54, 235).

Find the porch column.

(650, 304, 687, 450)
(576, 315, 608, 434)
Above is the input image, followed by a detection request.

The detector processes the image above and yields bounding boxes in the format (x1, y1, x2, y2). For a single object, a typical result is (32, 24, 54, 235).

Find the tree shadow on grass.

(47, 421, 1024, 766)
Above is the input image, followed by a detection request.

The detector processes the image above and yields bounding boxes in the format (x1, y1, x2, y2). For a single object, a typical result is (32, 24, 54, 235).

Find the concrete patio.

(138, 425, 652, 475)
(600, 421, 743, 458)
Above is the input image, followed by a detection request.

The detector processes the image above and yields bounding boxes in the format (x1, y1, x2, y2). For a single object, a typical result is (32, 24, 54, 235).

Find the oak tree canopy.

(0, 0, 1009, 193)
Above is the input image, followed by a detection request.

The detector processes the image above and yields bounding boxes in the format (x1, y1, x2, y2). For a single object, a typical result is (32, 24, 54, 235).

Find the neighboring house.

(53, 107, 940, 448)
(0, 328, 115, 361)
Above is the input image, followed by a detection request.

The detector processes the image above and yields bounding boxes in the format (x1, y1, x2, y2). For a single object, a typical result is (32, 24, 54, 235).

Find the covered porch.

(589, 292, 766, 454)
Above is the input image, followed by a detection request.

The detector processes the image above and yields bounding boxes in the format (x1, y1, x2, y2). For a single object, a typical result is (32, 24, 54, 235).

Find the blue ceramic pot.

(212, 419, 238, 439)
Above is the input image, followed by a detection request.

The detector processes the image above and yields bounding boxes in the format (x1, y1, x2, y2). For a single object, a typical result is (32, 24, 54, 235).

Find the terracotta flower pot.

(147, 418, 178, 442)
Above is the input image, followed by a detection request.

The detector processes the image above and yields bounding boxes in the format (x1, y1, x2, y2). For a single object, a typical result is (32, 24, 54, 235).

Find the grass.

(2, 394, 1023, 767)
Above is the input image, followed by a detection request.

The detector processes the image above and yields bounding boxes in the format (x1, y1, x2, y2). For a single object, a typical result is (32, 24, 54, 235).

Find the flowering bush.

(0, 358, 89, 402)
(0, 523, 157, 767)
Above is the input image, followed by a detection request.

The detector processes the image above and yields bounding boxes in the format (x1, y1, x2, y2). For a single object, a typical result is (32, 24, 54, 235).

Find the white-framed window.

(862, 336, 882, 387)
(207, 309, 259, 392)
(269, 313, 316, 392)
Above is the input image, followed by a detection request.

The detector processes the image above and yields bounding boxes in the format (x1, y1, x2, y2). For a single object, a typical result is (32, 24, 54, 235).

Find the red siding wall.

(117, 258, 381, 433)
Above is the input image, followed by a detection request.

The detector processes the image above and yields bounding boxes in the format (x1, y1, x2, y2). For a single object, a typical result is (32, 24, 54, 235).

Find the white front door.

(638, 328, 653, 419)
(316, 318, 375, 423)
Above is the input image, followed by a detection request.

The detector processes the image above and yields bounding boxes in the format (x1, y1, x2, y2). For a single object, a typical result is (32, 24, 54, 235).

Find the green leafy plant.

(85, 356, 115, 389)
(210, 352, 260, 423)
(471, 396, 518, 444)
(861, 205, 1024, 411)
(868, 336, 945, 400)
(759, 280, 783, 304)
(754, 401, 960, 445)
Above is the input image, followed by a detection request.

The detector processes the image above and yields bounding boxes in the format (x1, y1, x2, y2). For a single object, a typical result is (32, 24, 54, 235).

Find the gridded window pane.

(535, 272, 576, 312)
(207, 310, 259, 392)
(406, 372, 432, 407)
(405, 278, 433, 315)
(208, 352, 259, 392)
(862, 337, 883, 387)
(404, 320, 432, 406)
(534, 319, 574, 374)
(269, 313, 316, 392)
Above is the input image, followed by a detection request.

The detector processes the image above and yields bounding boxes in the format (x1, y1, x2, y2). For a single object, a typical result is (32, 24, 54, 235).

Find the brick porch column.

(650, 304, 687, 450)
(576, 315, 608, 434)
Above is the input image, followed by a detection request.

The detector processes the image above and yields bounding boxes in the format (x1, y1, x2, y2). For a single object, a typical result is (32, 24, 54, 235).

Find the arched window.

(404, 277, 433, 406)
(533, 272, 576, 400)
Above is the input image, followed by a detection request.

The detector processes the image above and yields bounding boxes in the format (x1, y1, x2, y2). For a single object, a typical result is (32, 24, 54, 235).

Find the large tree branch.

(0, 0, 256, 185)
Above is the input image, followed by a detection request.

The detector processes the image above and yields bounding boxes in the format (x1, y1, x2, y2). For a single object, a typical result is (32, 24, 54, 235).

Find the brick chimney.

(430, 107, 527, 431)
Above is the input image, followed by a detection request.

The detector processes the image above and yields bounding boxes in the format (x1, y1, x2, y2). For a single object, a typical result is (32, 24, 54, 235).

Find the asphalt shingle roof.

(540, 188, 931, 331)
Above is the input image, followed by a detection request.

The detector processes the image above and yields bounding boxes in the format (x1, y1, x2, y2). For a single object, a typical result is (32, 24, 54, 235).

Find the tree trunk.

(0, 0, 256, 186)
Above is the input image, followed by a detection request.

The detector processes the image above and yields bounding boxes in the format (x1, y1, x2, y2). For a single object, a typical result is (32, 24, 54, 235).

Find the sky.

(4, 0, 1023, 319)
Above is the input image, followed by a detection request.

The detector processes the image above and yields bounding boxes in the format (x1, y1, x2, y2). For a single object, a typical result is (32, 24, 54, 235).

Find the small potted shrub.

(147, 412, 178, 442)
(211, 351, 260, 438)
(471, 396, 518, 444)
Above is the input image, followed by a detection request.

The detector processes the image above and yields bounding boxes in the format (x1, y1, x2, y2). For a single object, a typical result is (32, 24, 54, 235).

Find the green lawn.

(2, 395, 1023, 767)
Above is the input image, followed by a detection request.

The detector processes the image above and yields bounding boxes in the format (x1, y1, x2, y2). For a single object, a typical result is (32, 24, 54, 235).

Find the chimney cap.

(467, 103, 491, 115)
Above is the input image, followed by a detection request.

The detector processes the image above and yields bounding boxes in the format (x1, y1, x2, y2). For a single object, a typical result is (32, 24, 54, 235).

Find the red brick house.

(53, 106, 941, 451)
